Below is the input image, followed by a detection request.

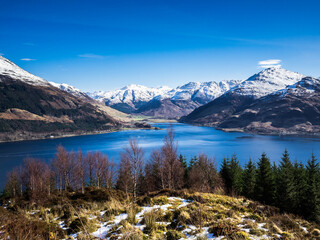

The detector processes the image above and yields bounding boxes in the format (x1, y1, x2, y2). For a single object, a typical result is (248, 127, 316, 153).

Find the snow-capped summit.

(231, 67, 304, 98)
(159, 80, 242, 103)
(0, 56, 49, 86)
(89, 84, 172, 106)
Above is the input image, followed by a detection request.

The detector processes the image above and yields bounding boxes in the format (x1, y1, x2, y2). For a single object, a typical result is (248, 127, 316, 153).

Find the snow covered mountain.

(231, 66, 304, 98)
(0, 56, 49, 86)
(182, 68, 320, 135)
(89, 80, 242, 114)
(215, 76, 320, 135)
(182, 67, 305, 123)
(89, 84, 172, 108)
(155, 80, 241, 103)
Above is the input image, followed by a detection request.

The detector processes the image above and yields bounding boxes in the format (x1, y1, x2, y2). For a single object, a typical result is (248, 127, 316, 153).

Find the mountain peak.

(0, 56, 49, 86)
(232, 67, 305, 98)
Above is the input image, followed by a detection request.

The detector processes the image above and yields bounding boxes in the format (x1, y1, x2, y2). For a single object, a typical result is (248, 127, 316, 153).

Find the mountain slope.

(0, 56, 121, 142)
(218, 77, 320, 134)
(181, 67, 306, 128)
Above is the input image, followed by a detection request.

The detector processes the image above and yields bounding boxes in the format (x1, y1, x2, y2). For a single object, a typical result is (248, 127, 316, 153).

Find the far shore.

(0, 118, 178, 144)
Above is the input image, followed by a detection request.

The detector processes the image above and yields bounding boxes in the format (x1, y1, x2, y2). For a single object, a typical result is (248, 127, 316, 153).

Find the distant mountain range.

(88, 80, 241, 118)
(0, 56, 125, 142)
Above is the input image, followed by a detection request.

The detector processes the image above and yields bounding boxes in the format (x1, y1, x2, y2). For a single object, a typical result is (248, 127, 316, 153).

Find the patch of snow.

(49, 81, 89, 99)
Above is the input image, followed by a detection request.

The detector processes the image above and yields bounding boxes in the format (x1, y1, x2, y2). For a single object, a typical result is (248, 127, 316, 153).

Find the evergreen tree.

(188, 156, 198, 171)
(304, 154, 320, 222)
(292, 161, 307, 216)
(277, 150, 295, 212)
(179, 154, 188, 186)
(242, 158, 256, 199)
(255, 153, 275, 205)
(220, 157, 230, 193)
(229, 154, 243, 195)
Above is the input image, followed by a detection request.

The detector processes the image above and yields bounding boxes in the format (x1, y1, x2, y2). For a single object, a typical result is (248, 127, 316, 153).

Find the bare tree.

(117, 153, 133, 196)
(145, 149, 166, 192)
(118, 138, 144, 200)
(5, 169, 19, 198)
(127, 138, 144, 200)
(189, 153, 221, 193)
(23, 158, 52, 201)
(51, 145, 75, 191)
(85, 152, 96, 187)
(74, 149, 86, 193)
(161, 127, 184, 190)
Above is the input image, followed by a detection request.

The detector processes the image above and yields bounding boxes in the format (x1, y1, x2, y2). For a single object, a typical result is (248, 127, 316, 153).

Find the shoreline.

(180, 122, 320, 138)
(0, 125, 161, 144)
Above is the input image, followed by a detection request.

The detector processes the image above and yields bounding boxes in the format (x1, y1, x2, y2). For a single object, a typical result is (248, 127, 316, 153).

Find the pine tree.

(179, 154, 188, 186)
(229, 154, 243, 195)
(277, 150, 295, 212)
(242, 158, 256, 199)
(220, 157, 230, 193)
(292, 161, 307, 216)
(304, 153, 320, 222)
(255, 153, 275, 205)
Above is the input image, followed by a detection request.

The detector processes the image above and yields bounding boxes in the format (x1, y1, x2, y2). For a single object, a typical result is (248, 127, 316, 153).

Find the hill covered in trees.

(1, 129, 320, 239)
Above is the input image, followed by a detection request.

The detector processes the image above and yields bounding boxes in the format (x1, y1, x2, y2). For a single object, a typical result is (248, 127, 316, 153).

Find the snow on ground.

(91, 197, 191, 239)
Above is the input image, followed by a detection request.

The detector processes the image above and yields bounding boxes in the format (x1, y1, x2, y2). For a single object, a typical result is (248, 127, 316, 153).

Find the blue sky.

(1, 0, 320, 91)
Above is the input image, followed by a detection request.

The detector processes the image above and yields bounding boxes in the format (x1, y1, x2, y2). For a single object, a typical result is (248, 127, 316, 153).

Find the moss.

(249, 228, 266, 236)
(166, 230, 186, 240)
(152, 196, 169, 205)
(232, 231, 251, 239)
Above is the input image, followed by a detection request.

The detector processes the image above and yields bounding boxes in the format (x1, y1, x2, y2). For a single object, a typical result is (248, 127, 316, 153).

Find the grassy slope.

(1, 189, 319, 240)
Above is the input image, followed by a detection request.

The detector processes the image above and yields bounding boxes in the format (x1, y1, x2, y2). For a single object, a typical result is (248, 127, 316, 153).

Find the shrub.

(164, 211, 173, 222)
(68, 217, 88, 233)
(143, 210, 157, 233)
(127, 206, 137, 224)
(177, 210, 191, 225)
(208, 221, 240, 237)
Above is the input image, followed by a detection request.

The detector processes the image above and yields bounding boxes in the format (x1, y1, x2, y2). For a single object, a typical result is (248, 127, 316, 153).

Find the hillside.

(0, 56, 122, 142)
(1, 189, 319, 239)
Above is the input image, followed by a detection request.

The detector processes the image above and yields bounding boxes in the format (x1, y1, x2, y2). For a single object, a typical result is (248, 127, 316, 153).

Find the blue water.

(1, 122, 320, 190)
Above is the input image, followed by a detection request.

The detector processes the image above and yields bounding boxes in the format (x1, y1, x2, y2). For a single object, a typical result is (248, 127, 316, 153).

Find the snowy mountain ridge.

(89, 80, 242, 108)
(0, 56, 49, 86)
(49, 82, 90, 99)
(231, 66, 305, 98)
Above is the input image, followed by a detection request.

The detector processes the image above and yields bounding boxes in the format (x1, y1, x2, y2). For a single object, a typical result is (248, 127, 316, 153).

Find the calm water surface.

(1, 123, 320, 189)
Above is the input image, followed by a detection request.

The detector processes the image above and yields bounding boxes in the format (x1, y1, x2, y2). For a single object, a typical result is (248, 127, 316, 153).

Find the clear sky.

(1, 0, 320, 92)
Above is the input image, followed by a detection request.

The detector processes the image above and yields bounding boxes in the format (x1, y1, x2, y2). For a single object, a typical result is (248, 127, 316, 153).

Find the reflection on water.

(0, 123, 320, 189)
